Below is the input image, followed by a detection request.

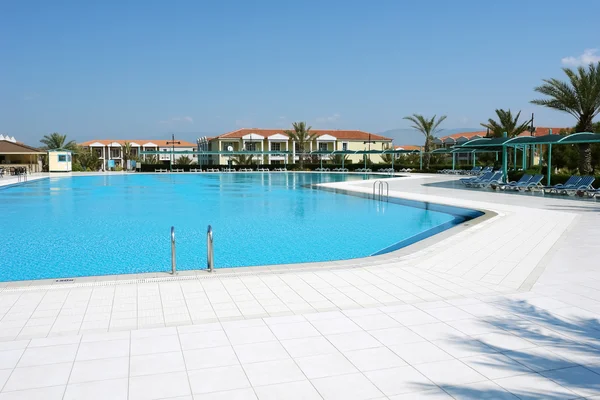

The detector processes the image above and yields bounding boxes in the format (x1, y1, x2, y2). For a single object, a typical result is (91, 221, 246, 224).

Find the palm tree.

(175, 155, 193, 165)
(403, 114, 447, 169)
(481, 109, 529, 169)
(121, 142, 132, 170)
(284, 121, 318, 169)
(531, 62, 600, 174)
(381, 153, 393, 163)
(75, 147, 101, 171)
(40, 133, 77, 151)
(330, 153, 349, 165)
(145, 155, 158, 164)
(481, 109, 529, 138)
(231, 153, 254, 165)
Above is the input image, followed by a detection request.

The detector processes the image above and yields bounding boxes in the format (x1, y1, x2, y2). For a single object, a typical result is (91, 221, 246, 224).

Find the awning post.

(452, 153, 456, 170)
(547, 143, 552, 186)
(522, 145, 527, 170)
(419, 151, 423, 170)
(502, 132, 508, 183)
(473, 152, 476, 167)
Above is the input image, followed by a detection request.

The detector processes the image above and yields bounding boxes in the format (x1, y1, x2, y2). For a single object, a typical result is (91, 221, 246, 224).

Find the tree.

(481, 109, 530, 138)
(121, 142, 132, 170)
(380, 153, 393, 163)
(145, 155, 158, 164)
(403, 114, 447, 169)
(230, 153, 254, 165)
(74, 146, 102, 171)
(284, 121, 318, 169)
(481, 109, 530, 169)
(40, 133, 77, 151)
(531, 62, 600, 174)
(330, 154, 350, 165)
(176, 155, 193, 165)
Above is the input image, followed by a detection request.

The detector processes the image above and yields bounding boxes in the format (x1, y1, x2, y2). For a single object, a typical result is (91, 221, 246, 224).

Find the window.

(245, 142, 257, 151)
(222, 142, 234, 151)
(295, 143, 301, 152)
(111, 149, 121, 158)
(318, 142, 328, 152)
(342, 142, 348, 151)
(271, 142, 281, 151)
(58, 155, 66, 162)
(94, 148, 102, 157)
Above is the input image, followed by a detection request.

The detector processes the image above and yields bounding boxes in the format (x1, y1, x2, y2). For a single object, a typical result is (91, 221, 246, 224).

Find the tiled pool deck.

(1, 173, 599, 399)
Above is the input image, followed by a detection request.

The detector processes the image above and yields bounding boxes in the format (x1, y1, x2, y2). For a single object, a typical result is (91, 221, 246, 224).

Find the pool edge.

(0, 177, 497, 291)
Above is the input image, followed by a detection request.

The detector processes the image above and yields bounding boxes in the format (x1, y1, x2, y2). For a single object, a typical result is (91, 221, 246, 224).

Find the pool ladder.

(207, 225, 214, 272)
(372, 180, 389, 202)
(169, 225, 214, 274)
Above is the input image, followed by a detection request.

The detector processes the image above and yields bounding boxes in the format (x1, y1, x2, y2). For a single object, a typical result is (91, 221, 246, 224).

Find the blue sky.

(1, 0, 599, 145)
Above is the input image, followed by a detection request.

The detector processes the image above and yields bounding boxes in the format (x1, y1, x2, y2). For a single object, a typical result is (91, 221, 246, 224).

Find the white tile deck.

(1, 173, 599, 398)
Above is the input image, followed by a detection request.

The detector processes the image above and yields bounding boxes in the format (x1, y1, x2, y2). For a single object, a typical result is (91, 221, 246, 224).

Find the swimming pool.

(0, 173, 480, 281)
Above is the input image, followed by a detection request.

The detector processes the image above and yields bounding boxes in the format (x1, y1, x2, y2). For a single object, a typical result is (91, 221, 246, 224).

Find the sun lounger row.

(315, 167, 330, 171)
(356, 168, 372, 172)
(378, 168, 395, 173)
(461, 172, 598, 197)
(496, 174, 544, 191)
(441, 166, 493, 175)
(332, 168, 349, 172)
(543, 175, 596, 196)
(460, 171, 503, 188)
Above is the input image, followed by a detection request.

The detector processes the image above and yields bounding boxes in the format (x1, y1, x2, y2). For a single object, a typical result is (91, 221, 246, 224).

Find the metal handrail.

(372, 180, 389, 202)
(207, 225, 214, 272)
(171, 226, 176, 274)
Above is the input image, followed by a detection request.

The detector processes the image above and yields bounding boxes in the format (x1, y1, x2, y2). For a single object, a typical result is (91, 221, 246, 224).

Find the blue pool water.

(0, 174, 477, 281)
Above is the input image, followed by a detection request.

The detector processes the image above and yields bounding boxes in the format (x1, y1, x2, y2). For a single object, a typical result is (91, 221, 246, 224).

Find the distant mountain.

(377, 128, 481, 145)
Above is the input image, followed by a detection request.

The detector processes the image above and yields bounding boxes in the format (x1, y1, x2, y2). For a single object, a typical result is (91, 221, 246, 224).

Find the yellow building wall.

(343, 141, 391, 164)
(211, 138, 392, 165)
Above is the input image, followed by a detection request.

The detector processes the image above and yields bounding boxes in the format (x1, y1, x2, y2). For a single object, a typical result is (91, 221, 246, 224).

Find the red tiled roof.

(216, 128, 392, 141)
(394, 145, 422, 151)
(438, 127, 566, 141)
(79, 139, 197, 148)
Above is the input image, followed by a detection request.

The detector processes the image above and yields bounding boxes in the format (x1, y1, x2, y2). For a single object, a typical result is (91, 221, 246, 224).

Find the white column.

(292, 140, 296, 163)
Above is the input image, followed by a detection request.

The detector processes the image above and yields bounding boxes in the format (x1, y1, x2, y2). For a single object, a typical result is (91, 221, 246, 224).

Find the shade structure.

(452, 132, 600, 184)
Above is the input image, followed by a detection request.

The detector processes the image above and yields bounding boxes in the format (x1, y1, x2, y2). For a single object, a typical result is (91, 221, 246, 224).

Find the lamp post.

(363, 133, 376, 170)
(166, 134, 181, 172)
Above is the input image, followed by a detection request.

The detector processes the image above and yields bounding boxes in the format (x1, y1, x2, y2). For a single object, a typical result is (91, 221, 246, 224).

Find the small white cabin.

(48, 150, 72, 172)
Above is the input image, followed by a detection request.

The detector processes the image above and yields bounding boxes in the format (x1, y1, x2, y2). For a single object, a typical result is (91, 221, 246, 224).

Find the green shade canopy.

(456, 132, 600, 149)
(430, 148, 454, 154)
